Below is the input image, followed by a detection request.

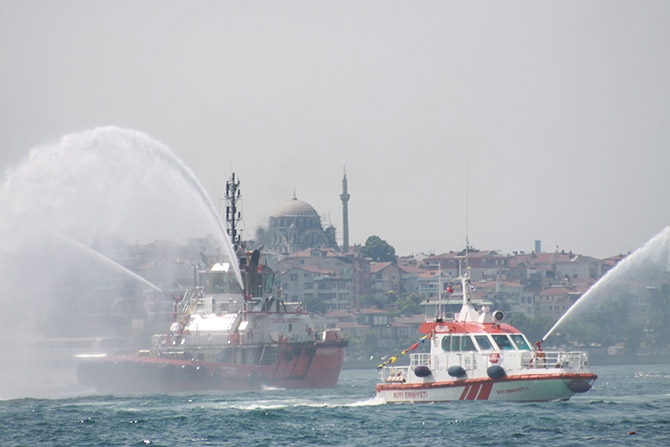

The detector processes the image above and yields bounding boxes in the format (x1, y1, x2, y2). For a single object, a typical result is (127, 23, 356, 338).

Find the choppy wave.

(2, 366, 670, 446)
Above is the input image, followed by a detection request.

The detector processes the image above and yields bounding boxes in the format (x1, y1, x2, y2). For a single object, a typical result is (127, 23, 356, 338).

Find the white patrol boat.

(375, 259, 597, 403)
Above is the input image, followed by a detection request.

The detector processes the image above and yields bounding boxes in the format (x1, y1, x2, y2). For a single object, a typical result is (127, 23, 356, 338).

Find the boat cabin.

(433, 326, 533, 354)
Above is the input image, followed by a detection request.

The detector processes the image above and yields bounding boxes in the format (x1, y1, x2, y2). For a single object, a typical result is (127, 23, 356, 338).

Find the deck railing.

(380, 365, 409, 383)
(378, 349, 591, 383)
(524, 350, 590, 370)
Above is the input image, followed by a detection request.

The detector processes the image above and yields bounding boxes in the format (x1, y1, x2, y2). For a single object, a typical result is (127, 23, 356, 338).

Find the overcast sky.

(2, 1, 669, 259)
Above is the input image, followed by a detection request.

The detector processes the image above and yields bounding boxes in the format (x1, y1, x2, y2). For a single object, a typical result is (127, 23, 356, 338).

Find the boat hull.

(77, 342, 346, 393)
(375, 373, 597, 403)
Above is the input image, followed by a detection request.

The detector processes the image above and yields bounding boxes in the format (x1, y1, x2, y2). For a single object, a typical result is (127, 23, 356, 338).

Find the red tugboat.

(77, 174, 347, 393)
(375, 257, 597, 403)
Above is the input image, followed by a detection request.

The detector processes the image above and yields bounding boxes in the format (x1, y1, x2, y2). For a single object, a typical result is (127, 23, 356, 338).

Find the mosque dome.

(271, 198, 319, 218)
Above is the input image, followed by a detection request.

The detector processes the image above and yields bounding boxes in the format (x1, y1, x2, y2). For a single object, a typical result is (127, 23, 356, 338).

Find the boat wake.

(261, 385, 286, 392)
(225, 396, 383, 411)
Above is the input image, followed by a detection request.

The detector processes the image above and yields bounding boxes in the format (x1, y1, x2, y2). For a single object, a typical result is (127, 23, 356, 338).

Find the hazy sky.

(2, 1, 669, 259)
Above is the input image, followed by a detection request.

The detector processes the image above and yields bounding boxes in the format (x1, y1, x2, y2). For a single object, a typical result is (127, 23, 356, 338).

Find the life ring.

(489, 352, 500, 364)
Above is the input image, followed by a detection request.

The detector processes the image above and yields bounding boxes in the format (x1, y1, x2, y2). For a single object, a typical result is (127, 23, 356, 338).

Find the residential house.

(535, 285, 583, 319)
(423, 249, 509, 281)
(274, 248, 370, 308)
(276, 265, 352, 312)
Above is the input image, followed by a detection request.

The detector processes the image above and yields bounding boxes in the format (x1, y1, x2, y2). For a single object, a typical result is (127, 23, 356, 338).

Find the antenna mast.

(225, 173, 243, 250)
(465, 163, 470, 257)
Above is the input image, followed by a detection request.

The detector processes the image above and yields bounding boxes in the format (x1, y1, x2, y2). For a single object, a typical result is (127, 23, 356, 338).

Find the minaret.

(339, 168, 351, 252)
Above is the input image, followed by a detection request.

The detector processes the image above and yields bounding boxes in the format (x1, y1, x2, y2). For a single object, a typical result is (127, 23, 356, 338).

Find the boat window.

(451, 335, 460, 351)
(461, 336, 476, 351)
(441, 335, 451, 352)
(209, 271, 243, 294)
(474, 335, 493, 351)
(510, 334, 531, 350)
(211, 272, 226, 293)
(491, 334, 515, 350)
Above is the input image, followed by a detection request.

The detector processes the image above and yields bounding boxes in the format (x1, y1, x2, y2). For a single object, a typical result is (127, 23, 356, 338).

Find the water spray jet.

(541, 226, 670, 343)
(49, 230, 164, 294)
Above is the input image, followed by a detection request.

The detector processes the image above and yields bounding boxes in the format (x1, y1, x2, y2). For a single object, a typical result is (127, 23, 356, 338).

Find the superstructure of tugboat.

(375, 256, 597, 402)
(77, 173, 347, 393)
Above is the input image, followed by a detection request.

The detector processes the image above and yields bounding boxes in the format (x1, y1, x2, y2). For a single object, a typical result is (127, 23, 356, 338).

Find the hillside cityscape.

(41, 173, 670, 366)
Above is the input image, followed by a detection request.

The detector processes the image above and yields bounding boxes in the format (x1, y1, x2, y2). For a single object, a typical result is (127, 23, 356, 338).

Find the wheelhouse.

(437, 332, 533, 353)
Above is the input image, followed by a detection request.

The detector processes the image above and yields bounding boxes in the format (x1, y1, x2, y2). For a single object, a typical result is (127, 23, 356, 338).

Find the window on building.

(376, 315, 390, 326)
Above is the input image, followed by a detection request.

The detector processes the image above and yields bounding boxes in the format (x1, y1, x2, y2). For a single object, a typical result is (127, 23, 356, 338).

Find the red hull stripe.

(459, 386, 470, 400)
(465, 384, 480, 400)
(477, 382, 493, 400)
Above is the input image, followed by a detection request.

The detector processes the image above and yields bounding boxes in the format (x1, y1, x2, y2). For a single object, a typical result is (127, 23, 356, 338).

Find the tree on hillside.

(393, 293, 423, 316)
(359, 294, 386, 309)
(302, 296, 328, 315)
(360, 235, 396, 263)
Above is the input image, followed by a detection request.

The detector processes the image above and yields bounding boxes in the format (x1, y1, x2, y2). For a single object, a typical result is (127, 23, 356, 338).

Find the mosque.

(257, 172, 351, 256)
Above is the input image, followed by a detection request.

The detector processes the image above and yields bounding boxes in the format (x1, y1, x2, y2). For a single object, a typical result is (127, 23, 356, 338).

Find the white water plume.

(543, 226, 670, 342)
(1, 127, 239, 276)
(0, 127, 240, 398)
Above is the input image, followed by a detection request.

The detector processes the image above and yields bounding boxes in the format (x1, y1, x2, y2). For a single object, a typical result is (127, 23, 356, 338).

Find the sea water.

(2, 364, 670, 446)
